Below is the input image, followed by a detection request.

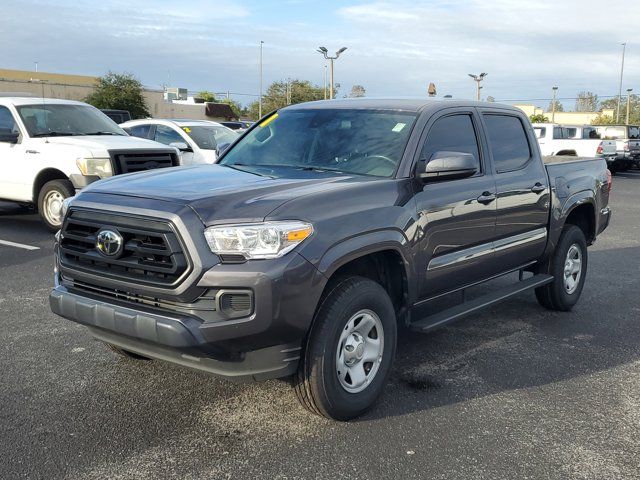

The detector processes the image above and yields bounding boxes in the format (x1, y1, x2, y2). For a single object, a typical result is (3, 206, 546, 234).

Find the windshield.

(181, 125, 238, 150)
(16, 104, 126, 137)
(629, 126, 640, 139)
(219, 109, 417, 177)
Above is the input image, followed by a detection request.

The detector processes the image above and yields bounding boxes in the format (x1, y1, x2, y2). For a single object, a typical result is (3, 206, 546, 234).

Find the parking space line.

(0, 239, 40, 250)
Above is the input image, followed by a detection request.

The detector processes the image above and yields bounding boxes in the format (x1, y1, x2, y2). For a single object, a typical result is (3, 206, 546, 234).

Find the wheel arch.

(32, 168, 70, 207)
(314, 230, 415, 324)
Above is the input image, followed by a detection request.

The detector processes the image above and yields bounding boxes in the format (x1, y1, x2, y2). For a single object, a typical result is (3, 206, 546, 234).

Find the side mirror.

(0, 130, 19, 144)
(216, 142, 231, 157)
(418, 151, 478, 182)
(170, 141, 192, 152)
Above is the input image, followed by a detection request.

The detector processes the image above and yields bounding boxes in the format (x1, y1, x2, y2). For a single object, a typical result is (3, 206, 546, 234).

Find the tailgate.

(601, 140, 617, 156)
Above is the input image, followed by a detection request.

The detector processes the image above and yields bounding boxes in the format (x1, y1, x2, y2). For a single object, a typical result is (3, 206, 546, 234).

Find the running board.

(409, 274, 553, 333)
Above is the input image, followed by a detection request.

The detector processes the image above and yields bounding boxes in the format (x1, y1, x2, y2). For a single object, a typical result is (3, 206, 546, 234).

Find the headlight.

(204, 221, 313, 260)
(76, 157, 113, 178)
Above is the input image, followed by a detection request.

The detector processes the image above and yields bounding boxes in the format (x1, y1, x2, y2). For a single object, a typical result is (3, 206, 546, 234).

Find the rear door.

(413, 108, 497, 299)
(479, 110, 549, 271)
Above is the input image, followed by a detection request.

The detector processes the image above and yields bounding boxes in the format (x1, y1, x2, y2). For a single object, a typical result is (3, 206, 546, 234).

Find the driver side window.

(420, 114, 481, 171)
(0, 106, 19, 135)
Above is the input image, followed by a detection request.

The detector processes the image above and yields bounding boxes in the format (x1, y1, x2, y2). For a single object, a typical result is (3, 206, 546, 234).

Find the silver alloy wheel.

(335, 309, 384, 393)
(563, 244, 583, 294)
(43, 190, 64, 227)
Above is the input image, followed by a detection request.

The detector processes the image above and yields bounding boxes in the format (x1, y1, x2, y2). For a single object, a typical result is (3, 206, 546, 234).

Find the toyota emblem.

(95, 229, 124, 257)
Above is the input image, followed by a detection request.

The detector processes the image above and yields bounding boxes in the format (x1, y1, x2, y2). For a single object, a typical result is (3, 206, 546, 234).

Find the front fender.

(308, 228, 417, 305)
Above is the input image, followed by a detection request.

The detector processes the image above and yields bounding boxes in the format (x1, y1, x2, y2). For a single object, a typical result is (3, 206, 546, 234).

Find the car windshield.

(629, 126, 640, 139)
(219, 109, 417, 177)
(16, 104, 125, 137)
(181, 125, 238, 150)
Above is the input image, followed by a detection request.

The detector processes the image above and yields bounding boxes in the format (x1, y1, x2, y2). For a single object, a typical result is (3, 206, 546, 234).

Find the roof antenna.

(30, 76, 49, 142)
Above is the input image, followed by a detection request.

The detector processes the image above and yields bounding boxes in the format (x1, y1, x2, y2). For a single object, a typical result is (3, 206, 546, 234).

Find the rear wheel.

(535, 225, 588, 311)
(37, 179, 74, 231)
(105, 343, 151, 361)
(293, 276, 397, 421)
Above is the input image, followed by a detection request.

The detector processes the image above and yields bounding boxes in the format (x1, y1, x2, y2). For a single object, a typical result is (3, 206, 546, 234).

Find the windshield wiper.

(81, 131, 124, 136)
(296, 166, 349, 174)
(31, 131, 77, 137)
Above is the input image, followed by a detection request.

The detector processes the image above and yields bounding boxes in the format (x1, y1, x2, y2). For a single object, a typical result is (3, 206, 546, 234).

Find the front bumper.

(50, 284, 302, 381)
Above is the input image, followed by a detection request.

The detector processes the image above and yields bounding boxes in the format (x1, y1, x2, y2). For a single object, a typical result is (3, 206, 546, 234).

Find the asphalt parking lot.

(1, 173, 639, 480)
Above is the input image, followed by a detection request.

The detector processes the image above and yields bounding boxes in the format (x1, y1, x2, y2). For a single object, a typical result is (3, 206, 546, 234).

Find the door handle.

(477, 192, 496, 204)
(531, 183, 546, 194)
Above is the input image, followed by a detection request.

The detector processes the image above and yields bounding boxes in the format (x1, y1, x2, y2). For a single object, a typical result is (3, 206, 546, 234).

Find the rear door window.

(483, 115, 531, 173)
(154, 125, 184, 145)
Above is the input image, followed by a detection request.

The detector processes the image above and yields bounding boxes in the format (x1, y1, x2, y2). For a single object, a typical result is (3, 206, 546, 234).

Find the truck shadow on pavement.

(364, 245, 639, 421)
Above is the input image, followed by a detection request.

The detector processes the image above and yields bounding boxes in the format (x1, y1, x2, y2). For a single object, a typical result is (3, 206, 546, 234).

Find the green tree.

(247, 79, 331, 119)
(85, 72, 150, 119)
(600, 95, 640, 124)
(530, 113, 549, 123)
(575, 91, 599, 112)
(218, 98, 242, 119)
(197, 91, 216, 102)
(591, 114, 617, 125)
(547, 99, 564, 113)
(349, 85, 366, 98)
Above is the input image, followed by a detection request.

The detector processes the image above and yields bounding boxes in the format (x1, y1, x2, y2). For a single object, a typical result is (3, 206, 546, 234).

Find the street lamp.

(317, 46, 347, 99)
(468, 73, 487, 101)
(551, 86, 559, 123)
(259, 41, 264, 118)
(616, 42, 626, 123)
(627, 88, 633, 125)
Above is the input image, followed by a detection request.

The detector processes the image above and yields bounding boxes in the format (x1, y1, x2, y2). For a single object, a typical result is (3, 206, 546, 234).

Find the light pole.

(551, 86, 558, 123)
(468, 73, 487, 101)
(627, 88, 633, 125)
(323, 64, 327, 100)
(616, 42, 626, 123)
(34, 61, 38, 73)
(317, 46, 347, 99)
(259, 40, 264, 118)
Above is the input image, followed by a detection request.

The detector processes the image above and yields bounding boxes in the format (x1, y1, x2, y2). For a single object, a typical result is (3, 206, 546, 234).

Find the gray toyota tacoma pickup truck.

(50, 99, 611, 420)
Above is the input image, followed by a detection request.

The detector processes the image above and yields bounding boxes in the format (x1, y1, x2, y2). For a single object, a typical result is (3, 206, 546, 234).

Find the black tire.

(105, 342, 151, 361)
(37, 179, 74, 231)
(535, 225, 588, 311)
(293, 276, 397, 421)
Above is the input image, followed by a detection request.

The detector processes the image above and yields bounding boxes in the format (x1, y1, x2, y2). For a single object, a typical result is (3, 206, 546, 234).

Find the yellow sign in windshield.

(259, 113, 278, 128)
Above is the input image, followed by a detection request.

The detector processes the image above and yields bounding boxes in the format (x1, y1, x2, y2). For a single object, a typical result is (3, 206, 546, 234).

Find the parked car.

(0, 97, 179, 230)
(121, 119, 239, 165)
(100, 109, 131, 124)
(220, 120, 253, 131)
(51, 99, 611, 420)
(593, 124, 640, 172)
(533, 122, 616, 161)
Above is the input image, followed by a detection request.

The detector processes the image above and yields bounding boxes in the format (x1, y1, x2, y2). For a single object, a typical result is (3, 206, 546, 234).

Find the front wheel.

(37, 179, 74, 231)
(293, 276, 397, 421)
(535, 224, 588, 311)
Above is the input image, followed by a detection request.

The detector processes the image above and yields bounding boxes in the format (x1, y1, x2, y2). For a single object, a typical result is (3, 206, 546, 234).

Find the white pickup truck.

(533, 122, 616, 161)
(594, 124, 640, 172)
(0, 97, 179, 230)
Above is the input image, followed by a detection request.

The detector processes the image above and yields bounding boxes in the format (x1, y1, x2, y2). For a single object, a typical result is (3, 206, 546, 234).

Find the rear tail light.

(606, 169, 612, 193)
(596, 142, 603, 155)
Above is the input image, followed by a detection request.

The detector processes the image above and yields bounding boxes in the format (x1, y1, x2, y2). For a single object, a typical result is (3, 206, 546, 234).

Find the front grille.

(59, 209, 190, 288)
(111, 151, 177, 174)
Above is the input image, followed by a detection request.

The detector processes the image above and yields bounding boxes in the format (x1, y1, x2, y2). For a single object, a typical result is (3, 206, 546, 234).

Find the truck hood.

(85, 164, 371, 224)
(45, 135, 172, 156)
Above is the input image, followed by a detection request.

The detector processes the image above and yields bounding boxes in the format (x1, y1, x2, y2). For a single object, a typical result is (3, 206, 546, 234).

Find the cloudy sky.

(2, 0, 638, 107)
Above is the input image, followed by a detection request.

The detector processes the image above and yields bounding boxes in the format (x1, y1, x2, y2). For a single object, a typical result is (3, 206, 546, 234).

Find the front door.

(0, 105, 27, 201)
(479, 111, 549, 271)
(413, 109, 497, 300)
